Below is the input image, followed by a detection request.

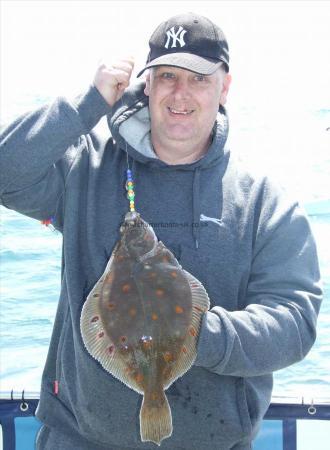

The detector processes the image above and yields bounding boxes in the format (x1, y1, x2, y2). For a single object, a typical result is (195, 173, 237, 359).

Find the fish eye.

(127, 227, 140, 238)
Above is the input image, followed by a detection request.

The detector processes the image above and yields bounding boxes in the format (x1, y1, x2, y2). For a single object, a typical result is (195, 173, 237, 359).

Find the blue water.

(0, 107, 329, 399)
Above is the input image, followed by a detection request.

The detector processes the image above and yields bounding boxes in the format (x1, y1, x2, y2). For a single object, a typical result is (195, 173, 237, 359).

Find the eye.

(160, 72, 176, 80)
(194, 74, 206, 82)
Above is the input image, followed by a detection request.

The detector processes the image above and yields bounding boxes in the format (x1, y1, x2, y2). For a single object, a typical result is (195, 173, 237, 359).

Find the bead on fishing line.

(126, 169, 136, 212)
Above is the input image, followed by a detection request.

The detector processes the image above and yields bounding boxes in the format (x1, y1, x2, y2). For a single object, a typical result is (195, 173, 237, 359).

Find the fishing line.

(119, 81, 136, 213)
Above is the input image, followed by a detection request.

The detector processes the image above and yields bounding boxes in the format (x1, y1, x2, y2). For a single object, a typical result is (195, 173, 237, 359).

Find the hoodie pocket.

(165, 369, 253, 449)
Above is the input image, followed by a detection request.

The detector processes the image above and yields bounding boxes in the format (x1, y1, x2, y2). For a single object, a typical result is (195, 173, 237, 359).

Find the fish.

(80, 211, 210, 446)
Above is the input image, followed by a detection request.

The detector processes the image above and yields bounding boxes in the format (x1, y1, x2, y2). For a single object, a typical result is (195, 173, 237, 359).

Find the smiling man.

(0, 12, 322, 450)
(144, 66, 230, 164)
(138, 15, 231, 165)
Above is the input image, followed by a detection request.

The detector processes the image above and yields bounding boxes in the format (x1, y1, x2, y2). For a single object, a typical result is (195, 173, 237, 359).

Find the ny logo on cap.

(165, 26, 187, 49)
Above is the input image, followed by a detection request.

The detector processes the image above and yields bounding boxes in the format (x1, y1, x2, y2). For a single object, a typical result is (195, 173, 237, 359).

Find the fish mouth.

(124, 211, 139, 223)
(120, 211, 140, 232)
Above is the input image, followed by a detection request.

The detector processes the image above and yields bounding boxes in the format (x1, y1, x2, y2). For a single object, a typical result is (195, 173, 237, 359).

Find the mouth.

(167, 107, 194, 116)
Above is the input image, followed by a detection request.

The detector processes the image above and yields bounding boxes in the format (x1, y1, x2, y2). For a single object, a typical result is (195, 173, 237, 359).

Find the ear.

(144, 72, 151, 96)
(219, 73, 232, 106)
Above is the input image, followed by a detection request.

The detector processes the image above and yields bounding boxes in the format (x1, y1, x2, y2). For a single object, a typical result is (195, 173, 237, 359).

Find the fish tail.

(140, 391, 172, 446)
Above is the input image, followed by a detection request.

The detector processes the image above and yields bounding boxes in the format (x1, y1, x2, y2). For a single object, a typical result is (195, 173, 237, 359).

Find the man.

(0, 12, 322, 450)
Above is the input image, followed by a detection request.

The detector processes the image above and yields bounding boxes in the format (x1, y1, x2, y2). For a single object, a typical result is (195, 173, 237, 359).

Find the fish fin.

(80, 281, 143, 395)
(101, 242, 119, 275)
(140, 390, 172, 446)
(84, 243, 118, 302)
(183, 269, 210, 325)
(163, 270, 210, 389)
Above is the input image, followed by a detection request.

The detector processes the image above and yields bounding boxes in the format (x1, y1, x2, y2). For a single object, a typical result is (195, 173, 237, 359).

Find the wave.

(303, 199, 330, 217)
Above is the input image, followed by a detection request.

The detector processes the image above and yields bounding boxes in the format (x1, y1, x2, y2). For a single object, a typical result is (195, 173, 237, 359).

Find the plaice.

(80, 211, 210, 446)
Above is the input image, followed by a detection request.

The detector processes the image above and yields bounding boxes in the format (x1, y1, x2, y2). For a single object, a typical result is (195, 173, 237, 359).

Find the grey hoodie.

(0, 82, 322, 450)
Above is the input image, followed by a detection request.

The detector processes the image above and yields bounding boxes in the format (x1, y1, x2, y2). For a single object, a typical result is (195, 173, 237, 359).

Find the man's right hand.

(93, 58, 134, 107)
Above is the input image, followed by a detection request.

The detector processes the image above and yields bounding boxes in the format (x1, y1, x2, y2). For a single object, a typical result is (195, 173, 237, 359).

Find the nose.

(172, 78, 191, 101)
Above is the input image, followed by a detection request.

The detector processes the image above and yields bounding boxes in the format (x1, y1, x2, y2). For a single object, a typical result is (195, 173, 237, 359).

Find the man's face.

(144, 66, 231, 153)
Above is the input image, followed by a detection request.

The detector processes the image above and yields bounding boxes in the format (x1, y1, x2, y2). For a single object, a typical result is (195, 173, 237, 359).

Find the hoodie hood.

(107, 81, 229, 249)
(107, 80, 229, 171)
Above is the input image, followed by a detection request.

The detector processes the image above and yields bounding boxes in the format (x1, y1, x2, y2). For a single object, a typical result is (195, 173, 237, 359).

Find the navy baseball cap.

(137, 12, 229, 77)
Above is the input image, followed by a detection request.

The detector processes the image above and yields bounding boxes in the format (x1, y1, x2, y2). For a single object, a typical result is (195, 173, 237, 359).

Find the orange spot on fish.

(135, 373, 144, 383)
(162, 255, 170, 263)
(91, 316, 99, 323)
(129, 308, 137, 317)
(163, 352, 173, 363)
(151, 313, 158, 321)
(122, 283, 131, 293)
(142, 340, 152, 350)
(175, 305, 184, 314)
(98, 332, 104, 338)
(149, 272, 157, 279)
(182, 346, 187, 354)
(189, 327, 197, 337)
(106, 272, 114, 283)
(120, 336, 127, 343)
(170, 271, 178, 278)
(156, 288, 165, 297)
(108, 345, 115, 354)
(108, 302, 115, 310)
(116, 254, 125, 262)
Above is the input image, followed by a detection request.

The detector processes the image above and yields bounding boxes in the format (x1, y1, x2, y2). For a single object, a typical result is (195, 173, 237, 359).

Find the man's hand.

(93, 58, 134, 107)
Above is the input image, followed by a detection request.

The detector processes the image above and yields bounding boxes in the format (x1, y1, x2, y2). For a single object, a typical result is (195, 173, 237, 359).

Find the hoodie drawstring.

(192, 168, 201, 250)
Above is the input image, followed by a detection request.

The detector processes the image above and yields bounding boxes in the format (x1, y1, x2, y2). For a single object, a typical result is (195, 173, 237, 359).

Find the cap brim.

(137, 53, 223, 77)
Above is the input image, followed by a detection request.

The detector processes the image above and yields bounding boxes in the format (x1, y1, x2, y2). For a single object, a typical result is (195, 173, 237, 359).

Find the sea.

(0, 99, 329, 401)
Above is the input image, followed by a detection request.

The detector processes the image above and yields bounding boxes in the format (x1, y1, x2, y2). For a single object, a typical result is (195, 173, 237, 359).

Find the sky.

(1, 0, 330, 121)
(0, 1, 330, 201)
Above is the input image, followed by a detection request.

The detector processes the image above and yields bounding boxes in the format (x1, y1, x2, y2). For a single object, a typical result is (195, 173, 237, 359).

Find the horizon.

(1, 0, 330, 123)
